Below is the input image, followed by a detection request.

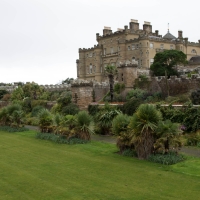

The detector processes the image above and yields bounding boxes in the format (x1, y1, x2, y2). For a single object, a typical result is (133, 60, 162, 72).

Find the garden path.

(25, 125, 200, 158)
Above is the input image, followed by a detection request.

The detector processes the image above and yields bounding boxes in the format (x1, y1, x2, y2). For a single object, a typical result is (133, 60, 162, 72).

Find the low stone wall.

(136, 75, 200, 96)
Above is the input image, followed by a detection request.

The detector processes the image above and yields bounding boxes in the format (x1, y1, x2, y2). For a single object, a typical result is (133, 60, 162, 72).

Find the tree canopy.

(150, 50, 188, 77)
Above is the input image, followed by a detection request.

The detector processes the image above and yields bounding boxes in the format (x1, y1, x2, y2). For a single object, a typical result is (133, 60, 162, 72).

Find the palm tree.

(129, 104, 162, 159)
(155, 120, 182, 154)
(75, 111, 94, 141)
(104, 65, 118, 102)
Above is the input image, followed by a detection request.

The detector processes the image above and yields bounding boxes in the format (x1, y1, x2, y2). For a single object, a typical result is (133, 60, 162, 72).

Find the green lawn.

(0, 130, 200, 200)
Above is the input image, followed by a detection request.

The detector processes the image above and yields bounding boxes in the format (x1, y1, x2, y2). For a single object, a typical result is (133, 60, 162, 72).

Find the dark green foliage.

(191, 89, 200, 105)
(148, 152, 185, 165)
(31, 105, 45, 117)
(104, 65, 118, 102)
(0, 126, 28, 132)
(61, 103, 79, 115)
(150, 50, 187, 76)
(97, 109, 121, 135)
(122, 149, 136, 157)
(37, 108, 53, 131)
(121, 98, 142, 116)
(114, 83, 125, 94)
(75, 111, 94, 140)
(62, 77, 74, 84)
(88, 104, 100, 116)
(112, 114, 130, 136)
(158, 105, 200, 132)
(35, 132, 88, 144)
(129, 104, 162, 159)
(126, 88, 146, 101)
(0, 90, 8, 100)
(186, 132, 200, 146)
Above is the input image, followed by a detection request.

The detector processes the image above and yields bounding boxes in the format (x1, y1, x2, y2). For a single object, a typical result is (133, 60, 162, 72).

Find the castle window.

(160, 44, 164, 49)
(104, 48, 106, 55)
(89, 53, 92, 57)
(191, 49, 197, 54)
(111, 47, 113, 54)
(87, 66, 89, 74)
(150, 58, 154, 65)
(86, 54, 88, 57)
(132, 44, 135, 50)
(90, 64, 92, 74)
(121, 73, 123, 81)
(146, 50, 149, 55)
(136, 44, 139, 49)
(132, 57, 136, 63)
(150, 43, 154, 49)
(170, 45, 174, 50)
(128, 46, 130, 50)
(147, 42, 148, 47)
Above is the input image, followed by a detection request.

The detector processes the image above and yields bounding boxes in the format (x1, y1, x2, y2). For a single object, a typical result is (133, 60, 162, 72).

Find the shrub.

(0, 126, 29, 132)
(31, 105, 45, 117)
(75, 111, 94, 140)
(35, 132, 88, 144)
(121, 98, 142, 116)
(122, 149, 136, 157)
(126, 88, 146, 101)
(61, 103, 79, 115)
(37, 108, 53, 131)
(88, 104, 100, 116)
(185, 131, 200, 146)
(148, 152, 186, 165)
(112, 114, 130, 136)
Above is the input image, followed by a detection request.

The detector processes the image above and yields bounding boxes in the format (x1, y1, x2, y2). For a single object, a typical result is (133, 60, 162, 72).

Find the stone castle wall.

(137, 75, 200, 96)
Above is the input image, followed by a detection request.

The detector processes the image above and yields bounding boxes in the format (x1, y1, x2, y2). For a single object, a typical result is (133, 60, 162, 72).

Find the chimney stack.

(178, 30, 183, 38)
(103, 26, 112, 36)
(129, 19, 139, 31)
(143, 21, 152, 33)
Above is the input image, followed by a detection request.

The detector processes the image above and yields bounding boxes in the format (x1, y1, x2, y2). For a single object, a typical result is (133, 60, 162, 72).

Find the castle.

(76, 19, 200, 87)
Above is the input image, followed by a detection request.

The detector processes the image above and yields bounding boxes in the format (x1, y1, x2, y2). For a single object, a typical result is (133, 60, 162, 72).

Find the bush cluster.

(148, 152, 185, 165)
(0, 126, 29, 132)
(36, 132, 88, 144)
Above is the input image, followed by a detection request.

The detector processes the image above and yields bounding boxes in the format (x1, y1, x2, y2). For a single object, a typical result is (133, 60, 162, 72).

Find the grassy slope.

(0, 130, 200, 200)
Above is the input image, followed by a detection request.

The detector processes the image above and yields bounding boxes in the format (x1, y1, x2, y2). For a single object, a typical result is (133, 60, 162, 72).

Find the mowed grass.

(0, 131, 200, 200)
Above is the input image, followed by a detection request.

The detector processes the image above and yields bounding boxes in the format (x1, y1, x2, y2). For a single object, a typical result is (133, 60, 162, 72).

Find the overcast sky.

(0, 0, 199, 85)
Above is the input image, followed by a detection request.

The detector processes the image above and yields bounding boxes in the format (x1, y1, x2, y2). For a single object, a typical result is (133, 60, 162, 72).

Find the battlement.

(79, 44, 101, 52)
(40, 84, 70, 91)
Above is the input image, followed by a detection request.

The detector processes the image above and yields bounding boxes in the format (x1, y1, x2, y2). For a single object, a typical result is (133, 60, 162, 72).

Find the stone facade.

(71, 80, 109, 109)
(76, 19, 200, 85)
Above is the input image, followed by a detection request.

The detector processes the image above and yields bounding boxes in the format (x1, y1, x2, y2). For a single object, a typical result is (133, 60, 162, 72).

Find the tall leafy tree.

(150, 50, 187, 77)
(104, 65, 118, 102)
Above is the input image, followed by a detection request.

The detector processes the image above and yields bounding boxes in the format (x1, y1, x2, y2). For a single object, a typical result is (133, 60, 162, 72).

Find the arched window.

(191, 49, 197, 54)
